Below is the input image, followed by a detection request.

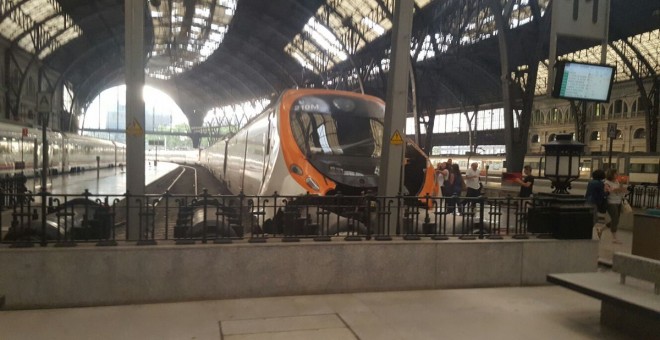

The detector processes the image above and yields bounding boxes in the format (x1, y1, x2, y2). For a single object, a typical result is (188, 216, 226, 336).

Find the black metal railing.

(1, 190, 591, 247)
(627, 184, 660, 209)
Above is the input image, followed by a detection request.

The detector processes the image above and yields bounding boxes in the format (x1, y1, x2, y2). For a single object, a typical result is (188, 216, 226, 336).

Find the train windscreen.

(290, 94, 384, 192)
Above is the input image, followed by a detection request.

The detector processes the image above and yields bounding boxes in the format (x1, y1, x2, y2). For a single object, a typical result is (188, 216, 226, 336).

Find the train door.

(62, 138, 69, 174)
(618, 157, 626, 175)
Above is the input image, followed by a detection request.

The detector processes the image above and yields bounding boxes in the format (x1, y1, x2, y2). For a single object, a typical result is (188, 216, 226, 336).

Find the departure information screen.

(553, 62, 614, 102)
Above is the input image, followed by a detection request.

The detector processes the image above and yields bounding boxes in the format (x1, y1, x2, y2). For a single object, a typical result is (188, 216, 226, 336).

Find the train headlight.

(305, 177, 320, 192)
(290, 164, 303, 176)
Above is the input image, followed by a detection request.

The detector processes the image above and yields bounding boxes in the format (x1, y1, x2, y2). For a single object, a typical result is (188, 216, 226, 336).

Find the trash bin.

(527, 207, 554, 234)
(552, 206, 593, 239)
(529, 194, 592, 239)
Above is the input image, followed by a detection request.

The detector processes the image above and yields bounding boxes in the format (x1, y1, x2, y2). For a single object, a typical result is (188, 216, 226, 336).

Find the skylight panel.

(361, 17, 385, 35)
(303, 18, 347, 63)
(21, 0, 54, 23)
(284, 0, 452, 73)
(147, 0, 236, 79)
(0, 0, 82, 57)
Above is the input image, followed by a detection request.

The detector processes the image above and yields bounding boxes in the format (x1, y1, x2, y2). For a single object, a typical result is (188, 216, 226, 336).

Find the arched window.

(631, 101, 637, 114)
(633, 128, 646, 139)
(569, 132, 575, 140)
(533, 110, 540, 125)
(590, 131, 601, 141)
(531, 134, 540, 143)
(548, 134, 556, 142)
(594, 104, 603, 119)
(567, 110, 575, 123)
(550, 108, 560, 123)
(613, 99, 623, 117)
(615, 129, 623, 139)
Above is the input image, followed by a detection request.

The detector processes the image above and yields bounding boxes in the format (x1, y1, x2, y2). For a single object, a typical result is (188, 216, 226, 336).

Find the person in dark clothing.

(585, 169, 606, 207)
(514, 165, 534, 198)
(585, 169, 607, 238)
(447, 163, 464, 214)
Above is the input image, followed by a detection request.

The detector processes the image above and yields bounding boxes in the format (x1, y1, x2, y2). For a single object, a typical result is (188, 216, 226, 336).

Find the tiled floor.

(0, 284, 634, 340)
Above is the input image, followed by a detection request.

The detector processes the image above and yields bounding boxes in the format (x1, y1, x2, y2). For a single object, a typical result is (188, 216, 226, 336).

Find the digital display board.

(552, 61, 615, 103)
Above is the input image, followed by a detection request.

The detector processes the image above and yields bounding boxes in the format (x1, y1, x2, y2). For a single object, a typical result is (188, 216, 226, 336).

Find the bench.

(547, 252, 660, 338)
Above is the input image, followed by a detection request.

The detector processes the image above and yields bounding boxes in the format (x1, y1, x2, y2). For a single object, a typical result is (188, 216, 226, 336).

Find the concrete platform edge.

(0, 238, 598, 310)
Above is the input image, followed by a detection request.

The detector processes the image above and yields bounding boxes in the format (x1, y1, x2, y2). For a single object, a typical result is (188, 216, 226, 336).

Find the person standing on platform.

(514, 165, 535, 198)
(435, 162, 448, 196)
(604, 169, 626, 244)
(464, 162, 481, 209)
(434, 162, 449, 213)
(585, 169, 607, 238)
(447, 163, 464, 215)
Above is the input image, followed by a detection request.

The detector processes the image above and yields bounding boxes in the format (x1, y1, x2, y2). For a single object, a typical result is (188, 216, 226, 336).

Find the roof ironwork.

(0, 0, 658, 125)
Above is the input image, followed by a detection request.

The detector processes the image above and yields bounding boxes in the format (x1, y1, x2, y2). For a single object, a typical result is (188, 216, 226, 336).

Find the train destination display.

(552, 61, 615, 102)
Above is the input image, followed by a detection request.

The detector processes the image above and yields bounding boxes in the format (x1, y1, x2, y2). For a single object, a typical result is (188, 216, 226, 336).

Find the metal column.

(125, 0, 145, 240)
(378, 0, 414, 234)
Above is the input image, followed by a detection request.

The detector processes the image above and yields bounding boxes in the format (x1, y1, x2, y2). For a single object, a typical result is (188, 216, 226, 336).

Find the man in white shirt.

(464, 162, 481, 209)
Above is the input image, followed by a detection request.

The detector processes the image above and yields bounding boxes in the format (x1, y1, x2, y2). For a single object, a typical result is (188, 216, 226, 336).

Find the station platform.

(0, 166, 638, 339)
(27, 162, 179, 195)
(0, 254, 633, 340)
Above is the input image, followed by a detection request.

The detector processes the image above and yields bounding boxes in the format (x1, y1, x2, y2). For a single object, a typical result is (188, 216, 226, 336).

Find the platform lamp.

(542, 133, 585, 194)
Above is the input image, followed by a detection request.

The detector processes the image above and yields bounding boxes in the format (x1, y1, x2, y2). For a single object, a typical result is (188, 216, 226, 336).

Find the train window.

(646, 164, 660, 173)
(590, 131, 600, 141)
(633, 128, 645, 139)
(290, 94, 384, 158)
(629, 163, 658, 174)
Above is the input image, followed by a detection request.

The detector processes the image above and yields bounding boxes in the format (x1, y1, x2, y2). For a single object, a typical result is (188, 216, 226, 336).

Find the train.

(199, 88, 436, 198)
(0, 121, 126, 177)
(430, 153, 660, 184)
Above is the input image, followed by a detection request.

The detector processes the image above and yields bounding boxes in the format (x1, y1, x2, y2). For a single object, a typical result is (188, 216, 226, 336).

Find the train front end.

(279, 89, 435, 199)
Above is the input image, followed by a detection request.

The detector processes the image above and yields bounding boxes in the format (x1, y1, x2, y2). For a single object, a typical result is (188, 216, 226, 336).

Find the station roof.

(2, 0, 659, 122)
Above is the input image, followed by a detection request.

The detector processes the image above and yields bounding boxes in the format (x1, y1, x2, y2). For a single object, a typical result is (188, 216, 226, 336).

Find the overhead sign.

(390, 130, 404, 145)
(37, 92, 52, 113)
(148, 140, 164, 146)
(126, 118, 144, 136)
